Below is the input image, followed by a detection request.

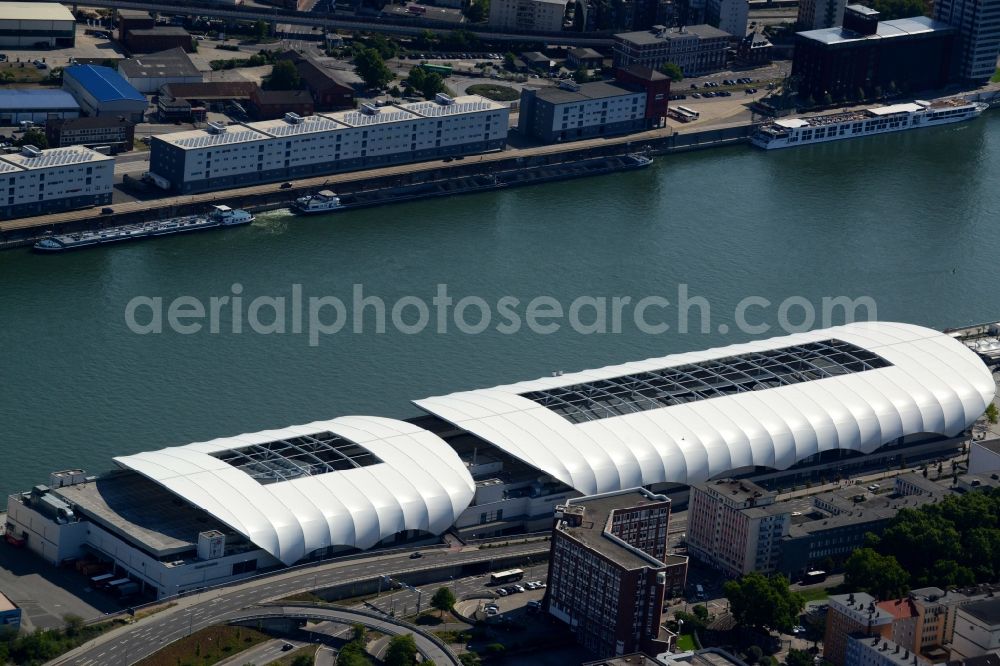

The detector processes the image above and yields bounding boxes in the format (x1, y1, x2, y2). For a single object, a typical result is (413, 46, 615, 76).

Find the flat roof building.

(489, 0, 567, 32)
(149, 94, 508, 194)
(63, 65, 147, 123)
(0, 145, 113, 220)
(792, 8, 956, 102)
(0, 89, 80, 124)
(0, 591, 19, 631)
(45, 116, 135, 154)
(614, 24, 731, 75)
(118, 48, 203, 94)
(547, 489, 688, 658)
(934, 0, 1000, 81)
(951, 599, 1000, 661)
(0, 2, 75, 47)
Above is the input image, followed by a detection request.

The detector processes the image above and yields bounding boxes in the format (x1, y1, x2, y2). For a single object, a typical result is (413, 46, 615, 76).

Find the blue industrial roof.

(64, 65, 146, 103)
(0, 89, 80, 111)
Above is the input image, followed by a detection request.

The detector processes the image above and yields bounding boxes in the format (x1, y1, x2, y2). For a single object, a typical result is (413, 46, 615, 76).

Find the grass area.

(0, 617, 129, 666)
(465, 83, 520, 101)
(271, 644, 319, 665)
(676, 633, 697, 651)
(435, 629, 473, 644)
(0, 62, 49, 83)
(797, 587, 832, 603)
(133, 602, 176, 621)
(134, 625, 270, 666)
(992, 68, 1000, 83)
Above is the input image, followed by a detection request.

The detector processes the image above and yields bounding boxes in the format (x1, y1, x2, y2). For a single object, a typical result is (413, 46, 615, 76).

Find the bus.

(802, 570, 827, 585)
(668, 105, 700, 122)
(490, 569, 525, 585)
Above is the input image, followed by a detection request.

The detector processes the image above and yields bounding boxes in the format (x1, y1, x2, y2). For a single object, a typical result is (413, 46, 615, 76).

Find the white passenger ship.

(751, 98, 988, 149)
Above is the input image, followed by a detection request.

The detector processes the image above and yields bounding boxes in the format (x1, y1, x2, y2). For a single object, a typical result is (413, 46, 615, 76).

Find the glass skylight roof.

(214, 431, 383, 484)
(521, 339, 892, 424)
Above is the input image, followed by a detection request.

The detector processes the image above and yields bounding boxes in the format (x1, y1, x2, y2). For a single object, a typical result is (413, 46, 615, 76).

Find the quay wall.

(0, 123, 753, 250)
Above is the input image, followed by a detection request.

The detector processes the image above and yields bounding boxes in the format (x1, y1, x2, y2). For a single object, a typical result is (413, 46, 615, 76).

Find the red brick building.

(615, 64, 671, 127)
(546, 489, 688, 659)
(250, 89, 315, 120)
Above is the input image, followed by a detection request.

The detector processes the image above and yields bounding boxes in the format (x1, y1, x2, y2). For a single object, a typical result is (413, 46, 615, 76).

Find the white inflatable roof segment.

(414, 322, 995, 495)
(114, 416, 475, 565)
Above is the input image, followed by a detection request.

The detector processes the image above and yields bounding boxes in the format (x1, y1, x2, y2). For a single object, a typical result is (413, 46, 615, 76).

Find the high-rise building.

(797, 0, 847, 30)
(685, 479, 788, 578)
(546, 488, 689, 659)
(933, 0, 1000, 81)
(706, 0, 748, 37)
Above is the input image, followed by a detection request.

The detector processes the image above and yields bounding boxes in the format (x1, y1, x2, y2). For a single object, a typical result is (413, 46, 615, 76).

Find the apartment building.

(488, 0, 568, 32)
(706, 0, 748, 37)
(826, 593, 897, 666)
(547, 489, 689, 659)
(686, 479, 788, 578)
(149, 94, 509, 194)
(46, 116, 135, 154)
(797, 0, 847, 30)
(0, 145, 114, 220)
(613, 24, 730, 75)
(846, 635, 930, 666)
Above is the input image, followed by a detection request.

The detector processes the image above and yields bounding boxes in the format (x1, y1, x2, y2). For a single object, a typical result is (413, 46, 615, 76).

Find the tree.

(354, 48, 394, 90)
(62, 614, 84, 637)
(16, 128, 48, 149)
(291, 656, 313, 666)
(786, 648, 813, 666)
(265, 59, 301, 90)
(464, 0, 488, 22)
(692, 604, 709, 622)
(723, 572, 804, 633)
(405, 66, 445, 99)
(385, 634, 419, 666)
(573, 67, 590, 84)
(845, 548, 909, 599)
(431, 586, 457, 616)
(503, 52, 516, 70)
(459, 652, 482, 666)
(746, 646, 764, 664)
(986, 403, 998, 424)
(254, 19, 269, 41)
(658, 61, 683, 81)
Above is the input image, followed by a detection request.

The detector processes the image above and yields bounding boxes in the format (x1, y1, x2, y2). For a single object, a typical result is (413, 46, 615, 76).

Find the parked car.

(282, 642, 294, 651)
(496, 588, 508, 596)
(691, 93, 701, 98)
(101, 207, 114, 215)
(512, 584, 525, 593)
(486, 607, 499, 616)
(280, 182, 293, 189)
(409, 551, 423, 559)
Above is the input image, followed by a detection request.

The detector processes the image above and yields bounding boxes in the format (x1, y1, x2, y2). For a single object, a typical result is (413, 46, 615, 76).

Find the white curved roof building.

(415, 322, 995, 496)
(114, 416, 475, 565)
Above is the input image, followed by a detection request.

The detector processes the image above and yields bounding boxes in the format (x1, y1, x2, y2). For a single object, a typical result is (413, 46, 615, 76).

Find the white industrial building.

(6, 322, 994, 599)
(149, 94, 509, 194)
(0, 145, 113, 220)
(0, 2, 75, 47)
(488, 0, 567, 32)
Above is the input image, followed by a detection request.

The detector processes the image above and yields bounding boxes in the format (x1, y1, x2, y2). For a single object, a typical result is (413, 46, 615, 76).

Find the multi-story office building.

(792, 6, 957, 101)
(518, 81, 647, 143)
(0, 145, 114, 220)
(951, 599, 1000, 661)
(933, 0, 1000, 81)
(706, 0, 748, 37)
(547, 489, 688, 659)
(149, 94, 509, 194)
(797, 0, 847, 30)
(488, 0, 567, 32)
(686, 479, 788, 578)
(46, 116, 135, 154)
(614, 24, 731, 75)
(826, 593, 897, 666)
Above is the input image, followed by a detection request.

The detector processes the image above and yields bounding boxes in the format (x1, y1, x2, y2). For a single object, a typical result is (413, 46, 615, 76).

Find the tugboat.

(292, 190, 343, 215)
(33, 205, 254, 253)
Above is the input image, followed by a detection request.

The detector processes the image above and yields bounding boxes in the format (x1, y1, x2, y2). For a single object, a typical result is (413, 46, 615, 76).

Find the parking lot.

(0, 26, 126, 69)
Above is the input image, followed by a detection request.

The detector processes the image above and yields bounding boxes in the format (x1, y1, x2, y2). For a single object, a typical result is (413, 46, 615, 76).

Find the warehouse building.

(0, 592, 19, 631)
(0, 145, 113, 220)
(0, 2, 75, 48)
(45, 116, 134, 153)
(119, 48, 203, 94)
(4, 322, 995, 599)
(792, 6, 956, 101)
(149, 93, 508, 194)
(0, 89, 80, 124)
(63, 65, 148, 123)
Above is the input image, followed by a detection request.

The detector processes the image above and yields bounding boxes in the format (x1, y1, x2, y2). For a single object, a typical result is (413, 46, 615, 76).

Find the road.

(215, 637, 305, 666)
(49, 540, 547, 666)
